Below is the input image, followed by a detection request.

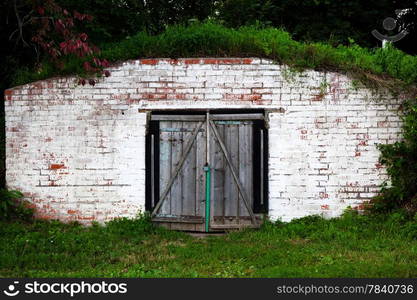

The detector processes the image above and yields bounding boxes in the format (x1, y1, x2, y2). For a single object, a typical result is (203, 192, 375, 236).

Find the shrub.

(370, 98, 417, 215)
(0, 189, 34, 221)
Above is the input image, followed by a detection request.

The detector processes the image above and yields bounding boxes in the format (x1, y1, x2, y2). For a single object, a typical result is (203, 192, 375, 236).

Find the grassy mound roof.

(12, 21, 417, 91)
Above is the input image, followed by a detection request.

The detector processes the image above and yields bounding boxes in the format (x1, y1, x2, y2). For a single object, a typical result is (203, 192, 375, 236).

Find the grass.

(1, 211, 417, 278)
(12, 21, 417, 91)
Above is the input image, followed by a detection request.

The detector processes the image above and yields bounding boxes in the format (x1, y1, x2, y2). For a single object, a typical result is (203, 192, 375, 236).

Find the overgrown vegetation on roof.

(12, 22, 417, 91)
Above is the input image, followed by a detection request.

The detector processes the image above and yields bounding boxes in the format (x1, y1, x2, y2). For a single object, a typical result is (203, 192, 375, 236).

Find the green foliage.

(1, 212, 417, 277)
(55, 0, 217, 39)
(0, 189, 33, 221)
(104, 213, 157, 236)
(372, 99, 417, 214)
(217, 0, 416, 53)
(11, 22, 417, 89)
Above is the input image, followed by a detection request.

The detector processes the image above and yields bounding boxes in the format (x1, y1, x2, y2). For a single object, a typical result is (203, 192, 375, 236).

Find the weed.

(0, 189, 33, 221)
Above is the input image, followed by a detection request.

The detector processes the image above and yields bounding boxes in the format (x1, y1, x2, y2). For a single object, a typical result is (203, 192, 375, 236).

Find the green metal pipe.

(204, 164, 211, 232)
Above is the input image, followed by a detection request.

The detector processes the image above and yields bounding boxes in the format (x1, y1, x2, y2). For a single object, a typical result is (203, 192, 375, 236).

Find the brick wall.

(5, 58, 403, 223)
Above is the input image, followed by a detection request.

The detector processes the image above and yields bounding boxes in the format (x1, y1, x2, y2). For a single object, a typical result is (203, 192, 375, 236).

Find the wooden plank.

(223, 123, 239, 218)
(160, 128, 203, 132)
(170, 121, 183, 216)
(151, 122, 204, 217)
(159, 121, 172, 215)
(195, 125, 206, 218)
(170, 223, 197, 231)
(194, 223, 205, 232)
(151, 113, 264, 122)
(235, 124, 240, 223)
(260, 129, 264, 206)
(211, 114, 264, 121)
(206, 112, 211, 228)
(153, 216, 204, 223)
(151, 115, 205, 121)
(211, 215, 263, 227)
(209, 224, 260, 230)
(210, 120, 257, 223)
(222, 122, 232, 218)
(239, 123, 253, 217)
(248, 123, 254, 213)
(182, 121, 197, 216)
(151, 134, 155, 208)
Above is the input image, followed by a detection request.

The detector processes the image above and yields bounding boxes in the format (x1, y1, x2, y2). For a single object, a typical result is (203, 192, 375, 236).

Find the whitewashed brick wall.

(5, 58, 403, 223)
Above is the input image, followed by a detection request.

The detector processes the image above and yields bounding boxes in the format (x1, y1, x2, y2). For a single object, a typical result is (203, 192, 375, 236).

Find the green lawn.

(1, 211, 416, 278)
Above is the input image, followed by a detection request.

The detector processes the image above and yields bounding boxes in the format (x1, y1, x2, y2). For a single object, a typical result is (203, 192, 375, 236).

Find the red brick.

(218, 58, 240, 64)
(224, 94, 243, 100)
(203, 58, 244, 64)
(242, 94, 262, 101)
(77, 215, 96, 221)
(312, 94, 325, 101)
(203, 59, 219, 64)
(37, 214, 56, 220)
(50, 164, 66, 170)
(141, 59, 159, 65)
(9, 127, 20, 132)
(184, 59, 201, 64)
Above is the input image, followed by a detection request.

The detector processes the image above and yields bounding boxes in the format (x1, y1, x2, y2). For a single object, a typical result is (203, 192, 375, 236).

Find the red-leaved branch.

(30, 0, 110, 85)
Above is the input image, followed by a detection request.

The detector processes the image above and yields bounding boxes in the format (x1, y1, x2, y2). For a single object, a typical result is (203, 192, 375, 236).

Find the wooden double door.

(146, 112, 267, 231)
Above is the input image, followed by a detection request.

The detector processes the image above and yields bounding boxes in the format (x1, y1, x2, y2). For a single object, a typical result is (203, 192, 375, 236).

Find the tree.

(217, 0, 417, 53)
(395, 0, 417, 54)
(8, 0, 109, 79)
(55, 0, 218, 40)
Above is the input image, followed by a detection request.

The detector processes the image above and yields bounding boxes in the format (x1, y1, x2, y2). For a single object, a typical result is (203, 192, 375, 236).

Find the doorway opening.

(145, 110, 268, 231)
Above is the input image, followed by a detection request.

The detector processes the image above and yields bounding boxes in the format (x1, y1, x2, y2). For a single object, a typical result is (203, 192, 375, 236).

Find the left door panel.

(154, 121, 206, 226)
